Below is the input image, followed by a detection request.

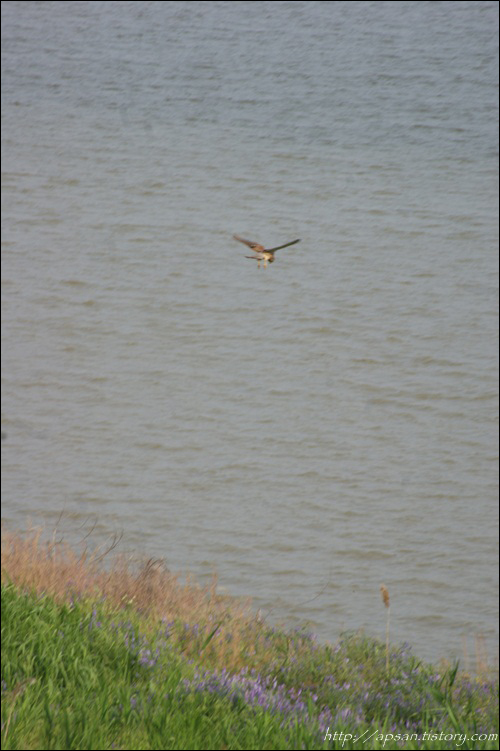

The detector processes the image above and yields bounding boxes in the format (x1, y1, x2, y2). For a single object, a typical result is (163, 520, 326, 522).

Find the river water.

(1, 1, 498, 668)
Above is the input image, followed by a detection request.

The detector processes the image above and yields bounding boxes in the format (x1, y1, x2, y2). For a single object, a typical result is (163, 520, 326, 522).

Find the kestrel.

(233, 234, 301, 268)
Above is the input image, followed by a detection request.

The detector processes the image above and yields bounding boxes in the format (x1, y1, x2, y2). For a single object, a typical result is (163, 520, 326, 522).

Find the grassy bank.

(1, 528, 498, 750)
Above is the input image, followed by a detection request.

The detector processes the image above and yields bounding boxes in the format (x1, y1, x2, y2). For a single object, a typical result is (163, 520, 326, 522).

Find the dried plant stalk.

(380, 584, 390, 672)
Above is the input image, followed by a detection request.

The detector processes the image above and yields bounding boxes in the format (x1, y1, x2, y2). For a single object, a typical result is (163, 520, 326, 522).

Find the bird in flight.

(233, 234, 301, 268)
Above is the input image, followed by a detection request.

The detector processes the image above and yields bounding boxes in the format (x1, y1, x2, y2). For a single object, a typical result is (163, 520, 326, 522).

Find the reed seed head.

(380, 584, 390, 609)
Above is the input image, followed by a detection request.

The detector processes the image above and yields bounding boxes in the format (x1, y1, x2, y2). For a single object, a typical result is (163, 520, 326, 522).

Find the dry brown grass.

(1, 525, 237, 620)
(459, 634, 499, 684)
(0, 525, 293, 673)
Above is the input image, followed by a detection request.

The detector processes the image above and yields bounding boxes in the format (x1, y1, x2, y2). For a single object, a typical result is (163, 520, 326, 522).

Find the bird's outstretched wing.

(233, 235, 264, 251)
(267, 238, 301, 253)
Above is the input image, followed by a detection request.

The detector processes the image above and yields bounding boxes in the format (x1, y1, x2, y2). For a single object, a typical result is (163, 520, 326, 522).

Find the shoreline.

(2, 525, 499, 750)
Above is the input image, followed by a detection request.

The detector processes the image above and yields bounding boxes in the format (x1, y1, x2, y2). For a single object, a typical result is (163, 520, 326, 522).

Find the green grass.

(2, 582, 498, 750)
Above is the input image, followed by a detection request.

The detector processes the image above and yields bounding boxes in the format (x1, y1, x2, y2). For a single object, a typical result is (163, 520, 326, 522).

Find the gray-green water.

(2, 1, 498, 667)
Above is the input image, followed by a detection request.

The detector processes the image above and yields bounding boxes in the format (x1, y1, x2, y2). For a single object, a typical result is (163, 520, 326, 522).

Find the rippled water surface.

(2, 1, 498, 667)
